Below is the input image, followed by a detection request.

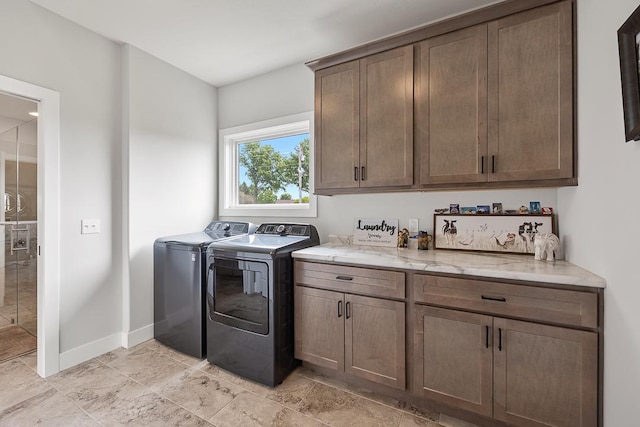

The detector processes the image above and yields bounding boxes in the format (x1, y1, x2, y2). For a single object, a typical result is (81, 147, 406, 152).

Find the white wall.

(218, 63, 558, 241)
(125, 45, 217, 333)
(0, 0, 218, 366)
(0, 0, 122, 353)
(218, 63, 315, 129)
(558, 1, 640, 425)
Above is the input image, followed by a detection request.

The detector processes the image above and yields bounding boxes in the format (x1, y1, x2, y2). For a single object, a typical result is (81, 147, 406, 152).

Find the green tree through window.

(238, 134, 310, 204)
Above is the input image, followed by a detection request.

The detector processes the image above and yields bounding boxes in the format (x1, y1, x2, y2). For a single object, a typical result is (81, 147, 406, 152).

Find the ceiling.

(29, 0, 502, 87)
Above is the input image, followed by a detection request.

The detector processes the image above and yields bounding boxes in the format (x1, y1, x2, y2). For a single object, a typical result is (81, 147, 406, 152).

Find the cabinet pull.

(361, 166, 365, 181)
(336, 276, 353, 281)
(345, 301, 351, 319)
(481, 156, 485, 174)
(354, 167, 359, 181)
(491, 155, 496, 173)
(485, 325, 489, 349)
(338, 300, 343, 318)
(498, 328, 503, 351)
(481, 295, 506, 302)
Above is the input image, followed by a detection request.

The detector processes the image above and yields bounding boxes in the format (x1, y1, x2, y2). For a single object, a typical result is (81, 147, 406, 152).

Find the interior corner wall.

(558, 0, 640, 425)
(0, 0, 123, 353)
(217, 64, 558, 242)
(125, 45, 217, 333)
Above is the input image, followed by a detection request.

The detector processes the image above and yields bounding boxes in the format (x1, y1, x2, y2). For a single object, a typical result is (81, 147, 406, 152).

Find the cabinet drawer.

(295, 261, 405, 299)
(414, 274, 597, 328)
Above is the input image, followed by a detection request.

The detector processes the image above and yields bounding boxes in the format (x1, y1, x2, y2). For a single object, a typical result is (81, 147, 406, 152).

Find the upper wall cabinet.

(314, 61, 360, 191)
(314, 46, 413, 193)
(417, 25, 488, 185)
(310, 0, 575, 194)
(487, 1, 573, 182)
(417, 1, 573, 186)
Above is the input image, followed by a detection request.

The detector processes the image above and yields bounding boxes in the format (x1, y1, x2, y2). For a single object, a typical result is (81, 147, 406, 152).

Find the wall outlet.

(408, 218, 419, 234)
(81, 219, 101, 234)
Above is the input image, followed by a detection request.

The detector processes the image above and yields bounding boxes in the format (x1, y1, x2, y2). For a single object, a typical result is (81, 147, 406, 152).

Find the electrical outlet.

(408, 218, 419, 234)
(81, 219, 101, 234)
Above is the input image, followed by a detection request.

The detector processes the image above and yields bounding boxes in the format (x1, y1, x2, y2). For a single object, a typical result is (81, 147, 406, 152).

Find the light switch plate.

(81, 219, 100, 234)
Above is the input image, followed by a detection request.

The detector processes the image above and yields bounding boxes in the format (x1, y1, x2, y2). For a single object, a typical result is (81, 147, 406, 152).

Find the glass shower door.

(0, 119, 38, 336)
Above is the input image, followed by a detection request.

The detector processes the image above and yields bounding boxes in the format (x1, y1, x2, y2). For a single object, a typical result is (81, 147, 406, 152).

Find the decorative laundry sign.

(353, 218, 399, 247)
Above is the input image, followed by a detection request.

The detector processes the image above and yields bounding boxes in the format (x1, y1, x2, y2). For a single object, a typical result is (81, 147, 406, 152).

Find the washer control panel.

(256, 223, 311, 236)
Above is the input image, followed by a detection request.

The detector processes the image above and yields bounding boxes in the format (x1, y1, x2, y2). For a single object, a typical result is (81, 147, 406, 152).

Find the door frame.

(0, 74, 60, 377)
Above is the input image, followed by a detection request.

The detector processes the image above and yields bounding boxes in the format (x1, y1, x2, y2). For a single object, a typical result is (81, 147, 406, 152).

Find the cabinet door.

(360, 45, 414, 188)
(417, 25, 488, 184)
(487, 0, 573, 182)
(345, 294, 405, 389)
(414, 306, 493, 417)
(314, 61, 360, 190)
(294, 286, 344, 372)
(493, 318, 597, 427)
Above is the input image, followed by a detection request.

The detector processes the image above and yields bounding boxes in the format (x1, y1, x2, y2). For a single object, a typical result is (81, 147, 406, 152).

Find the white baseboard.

(121, 324, 154, 349)
(58, 324, 154, 372)
(59, 332, 121, 371)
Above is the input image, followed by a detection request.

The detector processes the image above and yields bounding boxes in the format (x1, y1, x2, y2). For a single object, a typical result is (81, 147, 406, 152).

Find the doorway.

(0, 98, 38, 362)
(0, 74, 60, 377)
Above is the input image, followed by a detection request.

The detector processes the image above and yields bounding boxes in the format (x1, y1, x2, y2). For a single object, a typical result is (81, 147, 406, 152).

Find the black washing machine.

(206, 223, 319, 386)
(153, 221, 255, 358)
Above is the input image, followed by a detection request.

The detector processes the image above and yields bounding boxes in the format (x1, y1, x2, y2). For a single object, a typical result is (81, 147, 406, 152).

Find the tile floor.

(0, 340, 478, 426)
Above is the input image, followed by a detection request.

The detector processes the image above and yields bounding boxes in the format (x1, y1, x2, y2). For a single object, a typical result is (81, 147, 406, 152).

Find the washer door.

(209, 257, 269, 335)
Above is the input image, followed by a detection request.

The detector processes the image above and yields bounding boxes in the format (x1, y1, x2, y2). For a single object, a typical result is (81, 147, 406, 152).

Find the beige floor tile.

(0, 358, 52, 412)
(93, 389, 211, 426)
(400, 413, 443, 427)
(0, 340, 457, 426)
(297, 382, 404, 427)
(102, 343, 191, 388)
(438, 414, 479, 427)
(148, 339, 204, 366)
(20, 350, 37, 371)
(197, 360, 272, 395)
(296, 366, 439, 421)
(152, 367, 243, 420)
(263, 372, 316, 409)
(46, 358, 146, 416)
(210, 390, 325, 427)
(0, 388, 99, 426)
(65, 379, 150, 422)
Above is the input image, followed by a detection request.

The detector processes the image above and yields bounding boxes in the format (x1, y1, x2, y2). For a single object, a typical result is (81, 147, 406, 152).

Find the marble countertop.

(292, 240, 606, 289)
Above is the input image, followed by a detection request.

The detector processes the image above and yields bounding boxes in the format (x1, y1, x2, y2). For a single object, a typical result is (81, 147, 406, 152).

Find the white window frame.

(218, 111, 317, 218)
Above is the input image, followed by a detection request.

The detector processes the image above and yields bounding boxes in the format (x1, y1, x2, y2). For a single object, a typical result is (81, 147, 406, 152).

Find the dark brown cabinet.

(493, 318, 597, 427)
(314, 61, 360, 191)
(314, 46, 413, 193)
(293, 256, 602, 427)
(293, 286, 344, 372)
(294, 261, 406, 389)
(487, 0, 574, 182)
(416, 0, 573, 186)
(414, 274, 598, 427)
(414, 306, 493, 416)
(417, 25, 488, 185)
(312, 0, 575, 194)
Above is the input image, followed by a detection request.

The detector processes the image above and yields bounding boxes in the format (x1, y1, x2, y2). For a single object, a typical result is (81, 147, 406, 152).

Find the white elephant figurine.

(534, 233, 562, 261)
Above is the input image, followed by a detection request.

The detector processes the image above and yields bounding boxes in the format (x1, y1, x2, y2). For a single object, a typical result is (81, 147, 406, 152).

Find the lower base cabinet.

(294, 285, 405, 389)
(415, 305, 598, 427)
(294, 261, 601, 427)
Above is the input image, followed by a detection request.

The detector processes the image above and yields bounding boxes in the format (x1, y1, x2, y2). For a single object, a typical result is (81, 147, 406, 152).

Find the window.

(219, 112, 316, 217)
